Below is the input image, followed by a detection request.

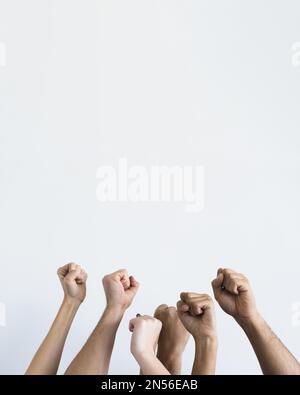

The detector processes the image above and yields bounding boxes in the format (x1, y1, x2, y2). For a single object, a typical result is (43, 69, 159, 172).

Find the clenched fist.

(129, 316, 162, 359)
(154, 304, 190, 375)
(211, 268, 258, 323)
(177, 293, 217, 340)
(57, 263, 88, 305)
(154, 305, 190, 358)
(102, 269, 139, 311)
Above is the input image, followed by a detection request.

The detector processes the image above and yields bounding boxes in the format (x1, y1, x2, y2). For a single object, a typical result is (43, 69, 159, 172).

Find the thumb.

(211, 272, 224, 298)
(176, 300, 189, 320)
(129, 317, 138, 332)
(126, 276, 140, 297)
(64, 268, 81, 284)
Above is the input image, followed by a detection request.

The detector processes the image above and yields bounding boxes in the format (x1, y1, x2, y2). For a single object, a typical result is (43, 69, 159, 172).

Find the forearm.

(65, 306, 124, 375)
(192, 337, 218, 375)
(136, 353, 171, 375)
(26, 298, 80, 375)
(157, 352, 182, 375)
(239, 314, 300, 375)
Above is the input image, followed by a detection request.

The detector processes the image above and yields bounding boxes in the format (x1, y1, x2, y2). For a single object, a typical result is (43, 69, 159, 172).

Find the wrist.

(157, 351, 182, 374)
(194, 335, 218, 348)
(133, 349, 156, 364)
(104, 305, 126, 320)
(235, 311, 262, 330)
(62, 296, 82, 310)
(157, 349, 183, 363)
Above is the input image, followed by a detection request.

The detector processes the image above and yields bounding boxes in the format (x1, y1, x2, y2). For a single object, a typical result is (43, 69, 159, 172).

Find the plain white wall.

(0, 0, 300, 374)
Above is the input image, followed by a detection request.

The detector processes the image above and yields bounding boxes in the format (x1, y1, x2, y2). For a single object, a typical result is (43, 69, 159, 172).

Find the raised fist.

(57, 263, 88, 304)
(129, 315, 162, 359)
(154, 304, 190, 359)
(177, 293, 217, 340)
(211, 268, 258, 323)
(102, 269, 139, 311)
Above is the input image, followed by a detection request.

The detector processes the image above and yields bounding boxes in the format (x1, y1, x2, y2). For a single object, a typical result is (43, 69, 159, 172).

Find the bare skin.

(65, 269, 139, 375)
(129, 315, 170, 375)
(154, 304, 190, 374)
(177, 293, 218, 375)
(26, 263, 87, 375)
(212, 268, 300, 375)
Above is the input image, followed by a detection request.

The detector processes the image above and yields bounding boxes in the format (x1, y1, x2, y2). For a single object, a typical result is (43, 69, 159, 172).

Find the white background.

(0, 0, 300, 374)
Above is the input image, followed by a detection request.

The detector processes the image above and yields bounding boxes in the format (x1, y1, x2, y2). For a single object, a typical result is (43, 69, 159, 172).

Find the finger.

(177, 300, 189, 313)
(211, 272, 224, 300)
(129, 318, 137, 332)
(180, 292, 199, 303)
(114, 268, 128, 280)
(69, 263, 78, 272)
(129, 275, 139, 290)
(106, 269, 129, 284)
(190, 301, 203, 315)
(104, 269, 130, 288)
(121, 274, 131, 290)
(126, 275, 140, 298)
(80, 269, 88, 282)
(236, 277, 250, 293)
(222, 271, 243, 295)
(223, 268, 237, 275)
(57, 263, 72, 278)
(223, 276, 238, 295)
(154, 304, 168, 316)
(191, 296, 213, 313)
(211, 272, 224, 290)
(64, 268, 81, 284)
(142, 315, 154, 320)
(156, 304, 168, 311)
(76, 270, 88, 284)
(190, 297, 209, 316)
(194, 293, 213, 301)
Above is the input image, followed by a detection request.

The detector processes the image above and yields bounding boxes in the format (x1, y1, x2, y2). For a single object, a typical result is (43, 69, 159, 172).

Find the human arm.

(154, 304, 190, 374)
(26, 263, 87, 375)
(130, 315, 171, 375)
(211, 268, 300, 375)
(177, 293, 218, 375)
(65, 269, 139, 375)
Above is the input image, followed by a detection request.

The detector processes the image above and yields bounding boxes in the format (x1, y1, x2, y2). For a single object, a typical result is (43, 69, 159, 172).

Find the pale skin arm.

(65, 269, 139, 375)
(130, 316, 171, 375)
(212, 268, 300, 375)
(26, 263, 87, 375)
(136, 353, 171, 375)
(177, 293, 218, 375)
